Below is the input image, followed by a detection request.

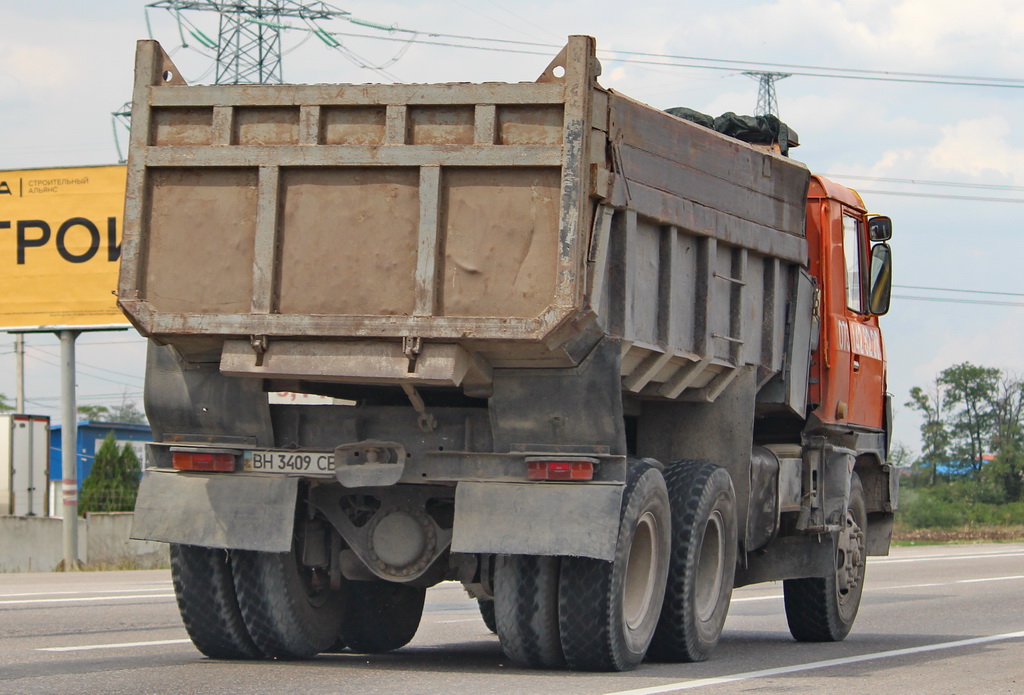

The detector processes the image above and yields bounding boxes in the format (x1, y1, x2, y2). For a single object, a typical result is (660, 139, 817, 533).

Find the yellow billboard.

(0, 165, 129, 330)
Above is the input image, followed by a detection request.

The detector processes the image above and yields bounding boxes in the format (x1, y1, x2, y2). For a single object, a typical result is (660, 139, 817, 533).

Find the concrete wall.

(0, 513, 169, 572)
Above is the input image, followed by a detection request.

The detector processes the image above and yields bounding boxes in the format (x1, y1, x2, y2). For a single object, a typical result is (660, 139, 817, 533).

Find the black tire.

(232, 547, 345, 659)
(558, 462, 671, 671)
(341, 581, 426, 653)
(478, 598, 497, 634)
(647, 460, 738, 663)
(170, 544, 263, 660)
(784, 473, 867, 642)
(494, 554, 564, 668)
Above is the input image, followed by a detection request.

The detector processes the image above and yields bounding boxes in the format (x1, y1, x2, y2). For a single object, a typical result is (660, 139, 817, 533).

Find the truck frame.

(121, 36, 896, 670)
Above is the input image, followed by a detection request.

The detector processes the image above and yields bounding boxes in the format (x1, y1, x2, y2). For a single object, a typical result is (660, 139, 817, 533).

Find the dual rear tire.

(493, 459, 740, 671)
(647, 461, 738, 663)
(171, 542, 425, 659)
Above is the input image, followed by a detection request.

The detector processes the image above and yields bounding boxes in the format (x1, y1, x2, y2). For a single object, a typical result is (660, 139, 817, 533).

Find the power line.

(893, 295, 1024, 308)
(324, 18, 1024, 87)
(824, 174, 1024, 193)
(27, 392, 144, 403)
(317, 27, 1024, 89)
(27, 347, 145, 382)
(854, 188, 1024, 204)
(24, 352, 143, 388)
(893, 285, 1024, 298)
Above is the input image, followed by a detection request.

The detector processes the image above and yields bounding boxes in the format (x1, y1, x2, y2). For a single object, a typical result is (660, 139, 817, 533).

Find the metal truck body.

(120, 37, 896, 670)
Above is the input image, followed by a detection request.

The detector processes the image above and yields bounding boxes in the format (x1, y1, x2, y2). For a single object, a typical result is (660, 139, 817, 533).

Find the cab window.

(843, 215, 864, 313)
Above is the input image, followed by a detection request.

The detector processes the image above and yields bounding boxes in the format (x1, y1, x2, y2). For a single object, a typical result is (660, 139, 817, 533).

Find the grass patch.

(892, 523, 1024, 545)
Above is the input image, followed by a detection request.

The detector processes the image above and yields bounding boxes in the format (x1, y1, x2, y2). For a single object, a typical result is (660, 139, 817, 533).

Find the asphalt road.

(1, 543, 1021, 695)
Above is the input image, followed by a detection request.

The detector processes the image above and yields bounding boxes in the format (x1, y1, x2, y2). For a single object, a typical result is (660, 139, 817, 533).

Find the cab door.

(839, 213, 885, 429)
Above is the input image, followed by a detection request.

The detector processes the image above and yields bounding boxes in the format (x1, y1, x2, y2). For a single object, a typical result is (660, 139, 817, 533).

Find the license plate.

(243, 450, 335, 474)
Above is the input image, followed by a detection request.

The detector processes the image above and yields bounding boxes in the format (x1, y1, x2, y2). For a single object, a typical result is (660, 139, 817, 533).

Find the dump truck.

(120, 36, 896, 671)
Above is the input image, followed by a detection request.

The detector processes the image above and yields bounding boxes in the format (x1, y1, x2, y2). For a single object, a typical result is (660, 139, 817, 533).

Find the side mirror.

(869, 243, 892, 315)
(868, 216, 892, 242)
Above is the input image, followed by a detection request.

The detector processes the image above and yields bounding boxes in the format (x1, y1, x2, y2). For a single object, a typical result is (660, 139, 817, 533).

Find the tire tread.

(170, 544, 263, 660)
(558, 461, 670, 671)
(647, 460, 737, 663)
(232, 549, 342, 659)
(494, 554, 564, 668)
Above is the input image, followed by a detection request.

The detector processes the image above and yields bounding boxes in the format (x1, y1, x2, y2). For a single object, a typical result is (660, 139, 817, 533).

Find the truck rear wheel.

(784, 473, 867, 642)
(478, 598, 497, 633)
(646, 461, 737, 663)
(170, 544, 263, 660)
(558, 462, 671, 671)
(231, 547, 344, 659)
(341, 581, 426, 653)
(494, 554, 564, 668)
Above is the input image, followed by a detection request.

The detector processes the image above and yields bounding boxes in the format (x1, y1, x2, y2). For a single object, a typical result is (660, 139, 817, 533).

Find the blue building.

(48, 420, 151, 499)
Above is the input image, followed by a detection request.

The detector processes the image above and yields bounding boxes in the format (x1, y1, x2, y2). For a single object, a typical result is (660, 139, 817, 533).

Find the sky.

(1, 0, 1023, 457)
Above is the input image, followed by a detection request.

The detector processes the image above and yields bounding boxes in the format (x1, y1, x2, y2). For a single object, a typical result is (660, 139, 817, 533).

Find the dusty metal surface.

(277, 168, 420, 316)
(441, 168, 561, 317)
(452, 480, 624, 561)
(130, 470, 298, 551)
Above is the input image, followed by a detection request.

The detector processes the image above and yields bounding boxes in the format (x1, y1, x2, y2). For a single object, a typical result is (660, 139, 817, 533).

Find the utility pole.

(15, 334, 24, 413)
(743, 71, 792, 118)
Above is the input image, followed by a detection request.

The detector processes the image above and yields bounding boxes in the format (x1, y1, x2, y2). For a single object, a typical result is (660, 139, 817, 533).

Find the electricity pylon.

(114, 2, 352, 160)
(146, 1, 351, 84)
(743, 71, 791, 118)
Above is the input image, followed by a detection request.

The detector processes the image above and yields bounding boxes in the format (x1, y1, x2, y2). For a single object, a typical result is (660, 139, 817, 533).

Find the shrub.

(80, 433, 142, 515)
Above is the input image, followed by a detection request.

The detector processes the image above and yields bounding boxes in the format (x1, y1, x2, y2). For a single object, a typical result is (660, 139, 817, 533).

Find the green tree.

(0, 393, 12, 412)
(108, 401, 147, 425)
(76, 402, 148, 425)
(938, 363, 1001, 476)
(986, 441, 1024, 503)
(905, 384, 950, 486)
(908, 364, 1024, 502)
(990, 375, 1024, 452)
(79, 433, 142, 514)
(77, 405, 111, 421)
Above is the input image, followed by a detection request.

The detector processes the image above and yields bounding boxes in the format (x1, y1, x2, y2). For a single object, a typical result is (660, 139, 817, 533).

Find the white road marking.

(957, 574, 1024, 584)
(38, 639, 191, 653)
(437, 618, 484, 624)
(603, 631, 1024, 695)
(872, 550, 1024, 564)
(1, 594, 175, 606)
(731, 594, 780, 603)
(0, 587, 171, 599)
(730, 573, 1024, 603)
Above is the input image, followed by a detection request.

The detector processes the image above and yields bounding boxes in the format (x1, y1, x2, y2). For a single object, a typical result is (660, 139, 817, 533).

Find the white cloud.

(928, 117, 1024, 182)
(2, 44, 71, 89)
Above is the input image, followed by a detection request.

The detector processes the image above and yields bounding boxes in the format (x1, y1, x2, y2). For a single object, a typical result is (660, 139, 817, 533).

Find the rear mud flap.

(131, 470, 298, 552)
(452, 481, 623, 561)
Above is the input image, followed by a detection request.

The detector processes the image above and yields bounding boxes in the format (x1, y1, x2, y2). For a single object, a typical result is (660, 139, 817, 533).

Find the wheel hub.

(695, 510, 725, 622)
(836, 508, 864, 594)
(623, 510, 660, 630)
(366, 506, 437, 578)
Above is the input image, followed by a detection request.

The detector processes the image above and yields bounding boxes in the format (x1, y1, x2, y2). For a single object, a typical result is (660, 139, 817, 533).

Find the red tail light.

(526, 458, 595, 481)
(172, 451, 237, 472)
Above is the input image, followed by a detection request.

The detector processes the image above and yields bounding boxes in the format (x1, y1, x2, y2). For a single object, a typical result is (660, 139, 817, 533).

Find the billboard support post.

(59, 330, 80, 570)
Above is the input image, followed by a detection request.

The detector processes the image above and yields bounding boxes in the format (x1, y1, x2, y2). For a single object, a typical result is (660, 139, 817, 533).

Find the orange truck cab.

(806, 174, 893, 433)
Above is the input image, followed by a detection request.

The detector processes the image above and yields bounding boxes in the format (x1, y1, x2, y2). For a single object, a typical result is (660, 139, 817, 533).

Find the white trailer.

(0, 414, 50, 517)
